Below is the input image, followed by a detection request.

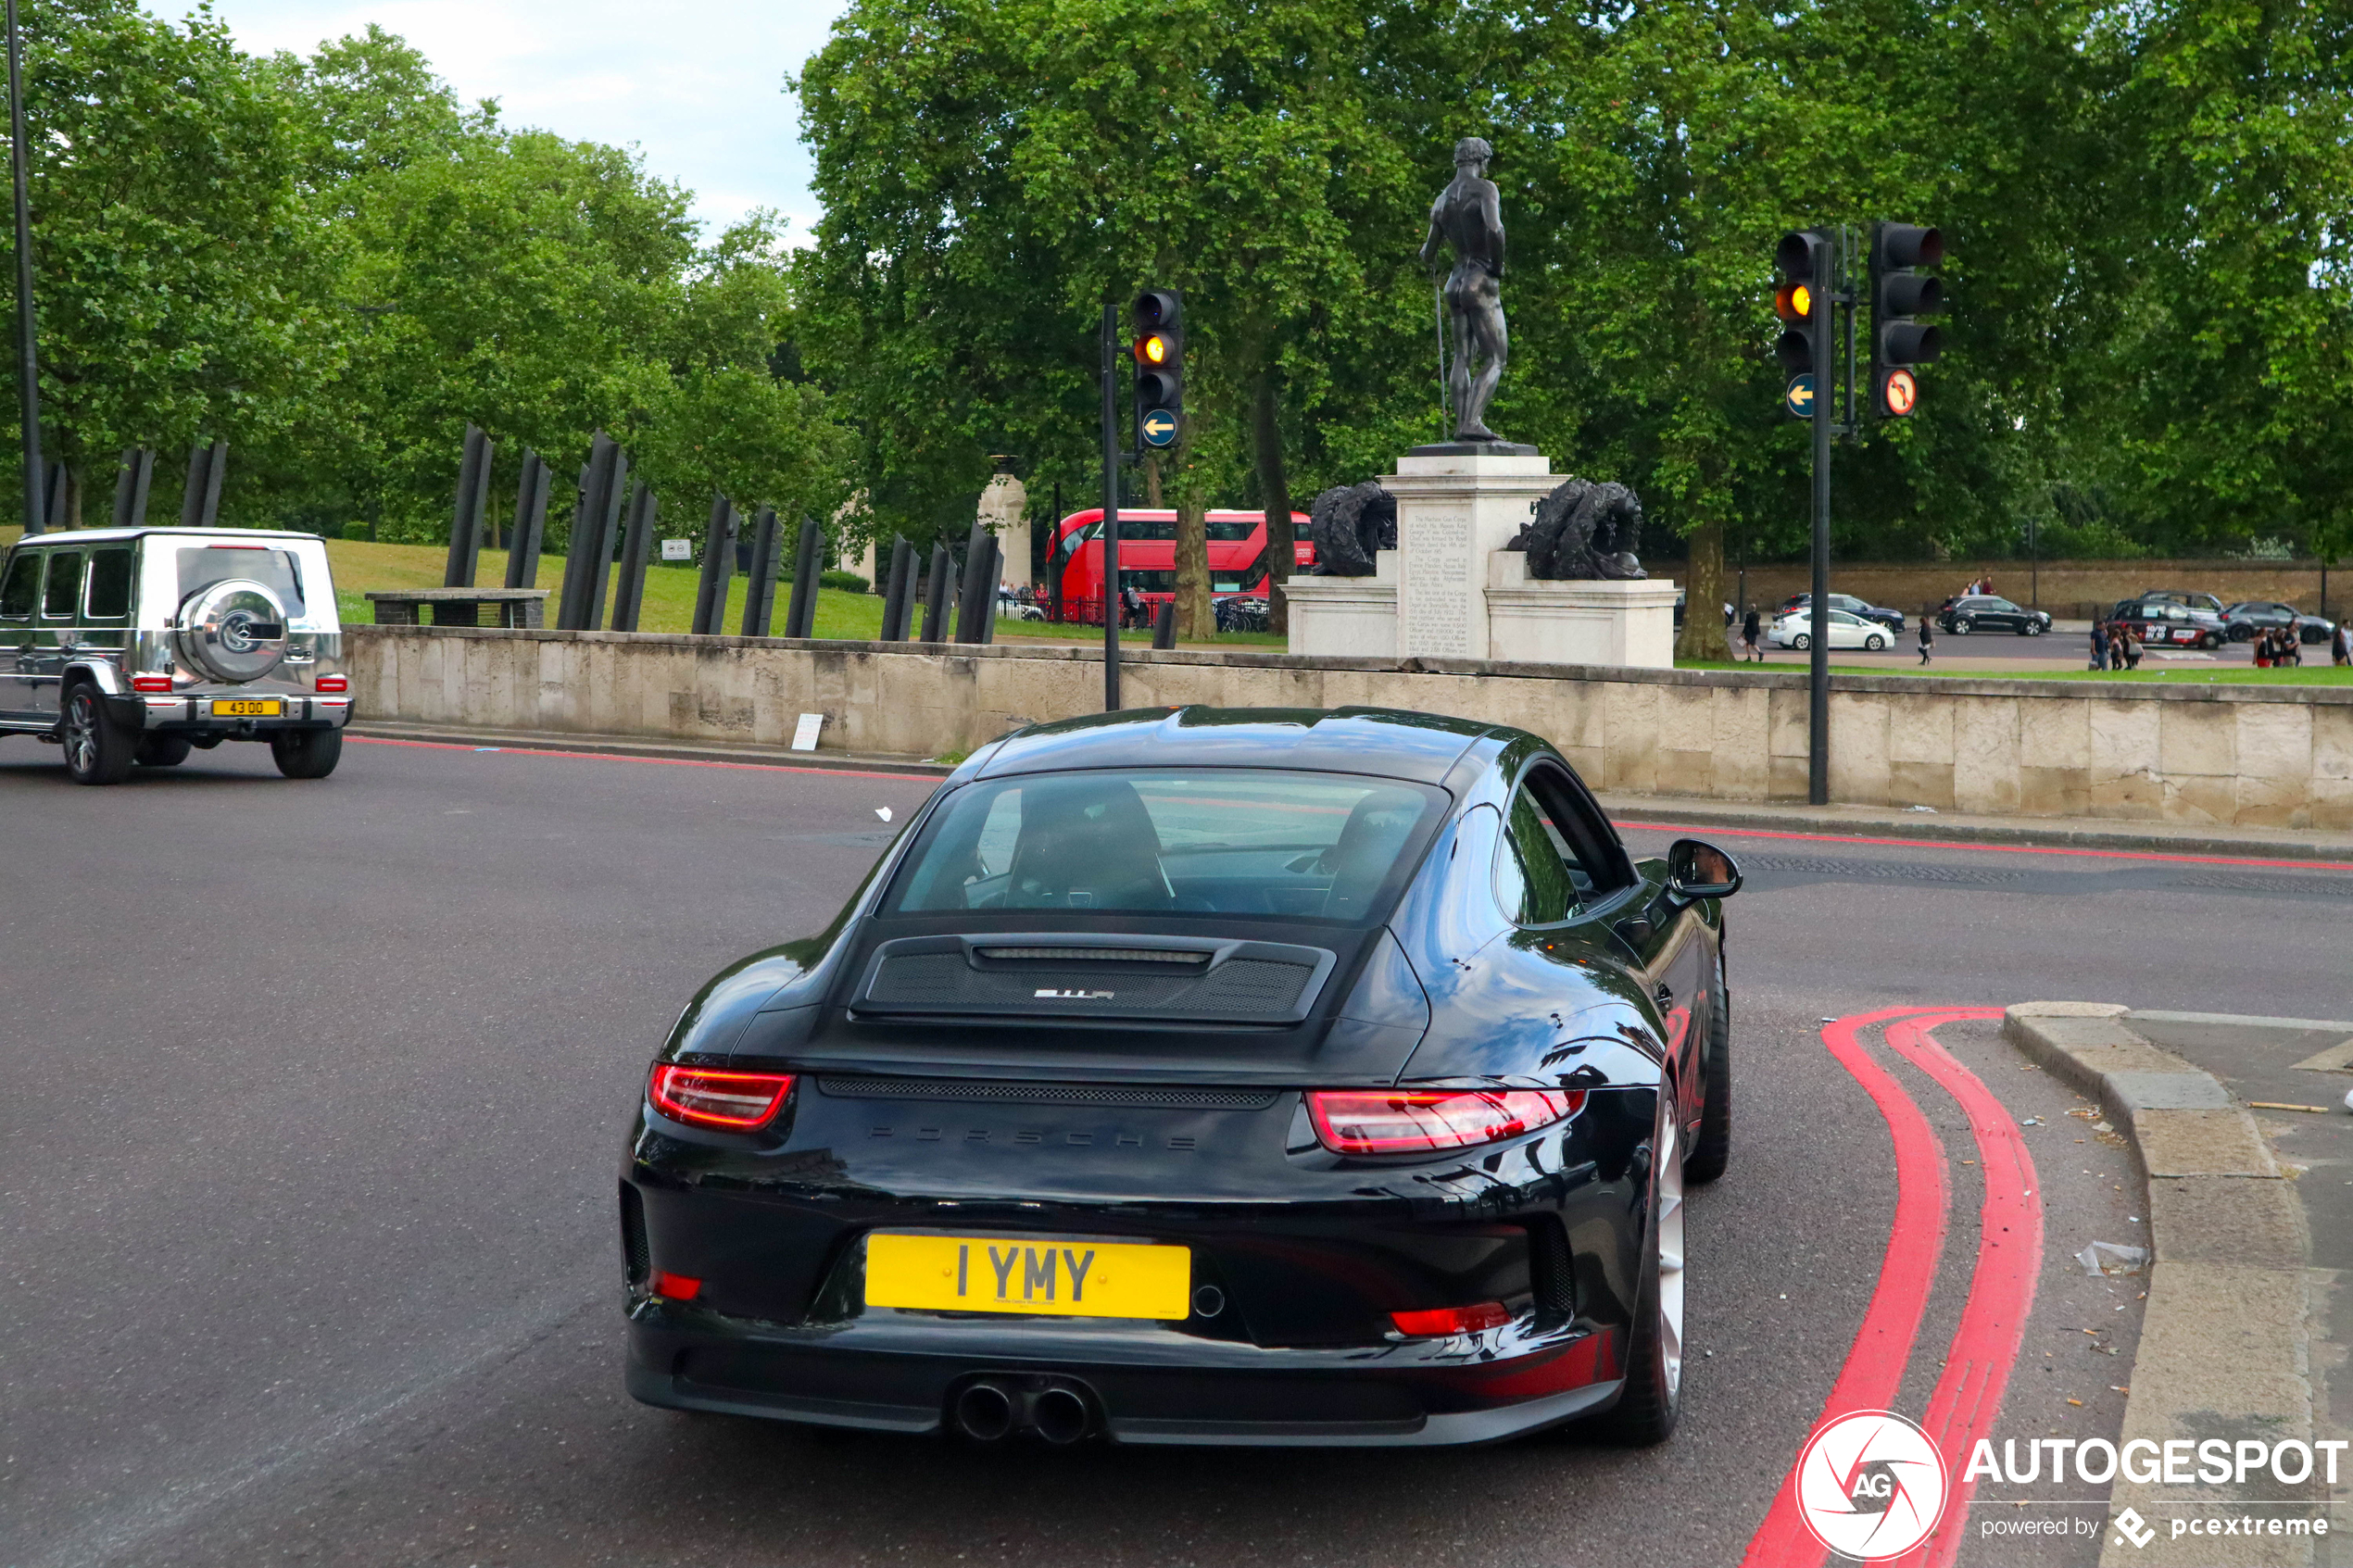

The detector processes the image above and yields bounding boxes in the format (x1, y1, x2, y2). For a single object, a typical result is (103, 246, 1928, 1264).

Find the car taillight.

(1391, 1301, 1512, 1337)
(648, 1065, 795, 1129)
(649, 1271, 701, 1301)
(1307, 1087, 1585, 1157)
(315, 674, 347, 693)
(132, 674, 173, 693)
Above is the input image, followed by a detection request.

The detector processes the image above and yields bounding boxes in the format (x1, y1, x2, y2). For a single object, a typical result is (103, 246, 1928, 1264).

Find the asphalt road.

(4, 734, 2347, 1568)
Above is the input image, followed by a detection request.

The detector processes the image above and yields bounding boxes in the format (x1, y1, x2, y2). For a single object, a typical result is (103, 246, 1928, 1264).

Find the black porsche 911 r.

(622, 706, 1742, 1448)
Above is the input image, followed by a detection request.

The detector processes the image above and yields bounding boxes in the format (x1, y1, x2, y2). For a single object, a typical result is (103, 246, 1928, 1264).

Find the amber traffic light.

(1130, 289, 1183, 446)
(1774, 231, 1830, 377)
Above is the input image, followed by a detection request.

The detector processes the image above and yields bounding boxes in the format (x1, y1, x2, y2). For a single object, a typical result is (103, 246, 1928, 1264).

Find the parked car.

(1936, 596, 2052, 636)
(1768, 608, 1892, 651)
(621, 706, 1742, 1446)
(2109, 597, 2226, 650)
(2135, 589, 2227, 617)
(2221, 601, 2337, 646)
(1776, 592, 1904, 632)
(0, 526, 351, 784)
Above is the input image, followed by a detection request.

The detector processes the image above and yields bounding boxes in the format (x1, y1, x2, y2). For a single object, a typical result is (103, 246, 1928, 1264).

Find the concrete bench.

(365, 589, 549, 628)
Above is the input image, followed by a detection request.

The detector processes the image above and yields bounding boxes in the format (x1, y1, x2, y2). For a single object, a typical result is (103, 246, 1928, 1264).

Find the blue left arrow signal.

(1784, 375, 1816, 420)
(1140, 408, 1178, 448)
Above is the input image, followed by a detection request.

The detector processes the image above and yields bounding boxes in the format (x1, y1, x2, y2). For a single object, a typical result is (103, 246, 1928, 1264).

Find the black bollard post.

(782, 516, 824, 638)
(920, 544, 954, 643)
(505, 452, 551, 590)
(975, 536, 1003, 645)
(557, 433, 626, 631)
(880, 537, 915, 641)
(741, 508, 783, 636)
(609, 481, 658, 630)
(444, 424, 494, 587)
(179, 439, 227, 529)
(109, 449, 153, 530)
(1152, 598, 1176, 649)
(691, 495, 737, 634)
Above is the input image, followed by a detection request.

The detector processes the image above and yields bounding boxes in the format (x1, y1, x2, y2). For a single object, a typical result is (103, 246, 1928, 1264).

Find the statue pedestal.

(1388, 448, 1559, 661)
(1486, 555, 1678, 668)
(1285, 551, 1398, 658)
(1284, 446, 1677, 671)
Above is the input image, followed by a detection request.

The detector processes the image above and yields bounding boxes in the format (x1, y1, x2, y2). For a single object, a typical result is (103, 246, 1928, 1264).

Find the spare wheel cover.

(179, 580, 289, 683)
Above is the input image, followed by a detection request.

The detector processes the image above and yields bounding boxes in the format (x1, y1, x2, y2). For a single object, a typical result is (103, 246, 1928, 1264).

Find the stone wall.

(346, 625, 2353, 831)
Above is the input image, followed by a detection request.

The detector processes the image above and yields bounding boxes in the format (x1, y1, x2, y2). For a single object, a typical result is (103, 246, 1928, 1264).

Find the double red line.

(1740, 1006, 2042, 1568)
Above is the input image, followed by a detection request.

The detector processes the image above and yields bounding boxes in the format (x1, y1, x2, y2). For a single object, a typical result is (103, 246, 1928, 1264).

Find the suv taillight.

(315, 674, 347, 693)
(132, 674, 173, 693)
(1307, 1087, 1585, 1157)
(648, 1065, 795, 1129)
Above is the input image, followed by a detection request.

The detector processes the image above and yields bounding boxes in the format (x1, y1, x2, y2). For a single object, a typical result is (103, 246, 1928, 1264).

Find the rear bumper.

(122, 693, 351, 732)
(624, 1302, 1624, 1446)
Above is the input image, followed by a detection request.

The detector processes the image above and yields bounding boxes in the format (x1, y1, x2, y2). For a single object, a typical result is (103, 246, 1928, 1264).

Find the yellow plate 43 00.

(864, 1234, 1189, 1320)
(209, 698, 282, 718)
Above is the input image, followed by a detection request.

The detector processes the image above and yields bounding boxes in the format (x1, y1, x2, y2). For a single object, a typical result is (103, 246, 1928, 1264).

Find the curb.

(2004, 1002, 2319, 1566)
(1598, 797, 2353, 865)
(346, 722, 955, 779)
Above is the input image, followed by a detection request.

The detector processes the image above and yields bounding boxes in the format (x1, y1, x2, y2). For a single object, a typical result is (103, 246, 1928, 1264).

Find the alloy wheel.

(1656, 1098, 1686, 1401)
(63, 691, 99, 776)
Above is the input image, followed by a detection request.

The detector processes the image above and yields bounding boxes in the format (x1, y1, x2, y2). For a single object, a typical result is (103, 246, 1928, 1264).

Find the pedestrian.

(1917, 614, 1933, 666)
(2121, 627, 2143, 670)
(1741, 607, 1762, 662)
(2334, 621, 2351, 667)
(2090, 618, 2108, 671)
(2282, 628, 2304, 669)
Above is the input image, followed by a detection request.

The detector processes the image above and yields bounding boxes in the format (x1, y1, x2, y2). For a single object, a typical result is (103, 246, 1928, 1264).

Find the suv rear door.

(0, 546, 41, 720)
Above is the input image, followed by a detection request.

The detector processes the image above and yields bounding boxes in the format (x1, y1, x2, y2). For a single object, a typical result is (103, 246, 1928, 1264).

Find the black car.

(1936, 595, 2053, 635)
(1777, 592, 1904, 632)
(622, 707, 1740, 1449)
(2221, 601, 2338, 646)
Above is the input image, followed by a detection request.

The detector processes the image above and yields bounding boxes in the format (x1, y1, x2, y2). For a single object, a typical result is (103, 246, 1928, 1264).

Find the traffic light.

(1773, 230, 1831, 379)
(1131, 288, 1183, 448)
(1869, 223, 1944, 417)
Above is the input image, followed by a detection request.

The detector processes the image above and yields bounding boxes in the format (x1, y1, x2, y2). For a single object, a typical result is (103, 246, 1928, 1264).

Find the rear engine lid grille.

(814, 1076, 1279, 1110)
(849, 933, 1337, 1026)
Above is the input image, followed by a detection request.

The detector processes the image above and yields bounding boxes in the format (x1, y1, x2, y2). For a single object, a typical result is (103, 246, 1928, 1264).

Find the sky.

(171, 0, 850, 236)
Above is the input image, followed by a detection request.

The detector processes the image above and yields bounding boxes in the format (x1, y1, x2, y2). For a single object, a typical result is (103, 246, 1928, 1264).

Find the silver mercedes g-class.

(0, 527, 351, 784)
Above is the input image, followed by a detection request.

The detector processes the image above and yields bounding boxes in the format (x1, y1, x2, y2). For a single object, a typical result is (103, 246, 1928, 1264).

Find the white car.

(1768, 608, 1891, 651)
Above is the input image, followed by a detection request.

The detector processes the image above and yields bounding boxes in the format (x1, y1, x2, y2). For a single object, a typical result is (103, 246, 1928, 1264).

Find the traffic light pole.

(1101, 302, 1122, 711)
(6, 0, 41, 537)
(1807, 233, 1834, 806)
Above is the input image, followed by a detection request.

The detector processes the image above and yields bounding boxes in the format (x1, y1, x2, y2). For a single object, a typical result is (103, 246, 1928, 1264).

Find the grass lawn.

(0, 525, 1286, 649)
(1675, 658, 2353, 685)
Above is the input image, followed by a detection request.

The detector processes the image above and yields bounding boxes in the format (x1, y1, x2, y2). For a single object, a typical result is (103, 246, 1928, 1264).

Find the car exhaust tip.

(952, 1381, 1015, 1442)
(1031, 1386, 1092, 1446)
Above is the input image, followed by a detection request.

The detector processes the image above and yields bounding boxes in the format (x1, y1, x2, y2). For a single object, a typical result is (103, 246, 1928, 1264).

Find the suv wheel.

(1953, 617, 1972, 633)
(270, 728, 343, 780)
(60, 684, 138, 784)
(136, 734, 194, 768)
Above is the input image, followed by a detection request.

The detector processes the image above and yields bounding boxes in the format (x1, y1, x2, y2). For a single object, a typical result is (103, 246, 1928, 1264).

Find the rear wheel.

(2199, 632, 2221, 650)
(1953, 617, 1972, 633)
(136, 734, 193, 768)
(60, 683, 137, 784)
(270, 728, 343, 780)
(1591, 1083, 1683, 1446)
(1791, 633, 1811, 651)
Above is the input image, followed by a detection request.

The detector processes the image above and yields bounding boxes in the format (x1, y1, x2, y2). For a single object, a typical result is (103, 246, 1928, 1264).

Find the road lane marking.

(346, 734, 937, 784)
(1617, 820, 2352, 874)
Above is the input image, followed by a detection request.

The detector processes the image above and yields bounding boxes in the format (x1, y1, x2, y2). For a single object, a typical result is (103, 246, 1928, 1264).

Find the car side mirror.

(1667, 838, 1743, 901)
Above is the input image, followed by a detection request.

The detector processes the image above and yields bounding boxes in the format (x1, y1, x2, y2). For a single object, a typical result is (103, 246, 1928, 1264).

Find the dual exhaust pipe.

(950, 1375, 1097, 1445)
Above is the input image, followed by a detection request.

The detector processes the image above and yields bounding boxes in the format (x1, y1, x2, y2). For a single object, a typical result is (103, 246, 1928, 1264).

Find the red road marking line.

(1737, 1006, 1962, 1568)
(1616, 819, 2353, 873)
(346, 734, 937, 784)
(1879, 1010, 2039, 1568)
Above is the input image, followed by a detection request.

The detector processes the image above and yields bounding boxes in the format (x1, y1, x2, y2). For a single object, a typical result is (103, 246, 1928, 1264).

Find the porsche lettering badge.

(1035, 988, 1114, 1000)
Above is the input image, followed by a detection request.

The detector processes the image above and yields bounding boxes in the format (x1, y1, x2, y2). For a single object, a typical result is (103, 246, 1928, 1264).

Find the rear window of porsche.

(885, 769, 1446, 924)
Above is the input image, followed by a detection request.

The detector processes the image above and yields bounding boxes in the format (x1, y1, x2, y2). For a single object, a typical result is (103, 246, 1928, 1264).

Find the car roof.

(970, 706, 1505, 785)
(5, 527, 323, 548)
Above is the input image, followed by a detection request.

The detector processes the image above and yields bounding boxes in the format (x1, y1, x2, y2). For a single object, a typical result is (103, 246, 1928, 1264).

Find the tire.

(1684, 964, 1731, 1185)
(1865, 634, 1886, 651)
(2199, 633, 2221, 650)
(1953, 617, 1972, 634)
(1791, 633, 1811, 651)
(136, 734, 194, 767)
(270, 727, 344, 780)
(60, 683, 138, 784)
(2021, 621, 2044, 637)
(1591, 1081, 1684, 1445)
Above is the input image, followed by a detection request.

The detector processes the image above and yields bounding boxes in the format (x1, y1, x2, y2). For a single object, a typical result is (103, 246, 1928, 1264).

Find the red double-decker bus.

(1043, 509, 1314, 624)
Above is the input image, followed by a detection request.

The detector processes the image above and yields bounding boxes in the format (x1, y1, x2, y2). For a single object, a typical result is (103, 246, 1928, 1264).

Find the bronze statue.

(1421, 137, 1509, 444)
(1506, 478, 1648, 580)
(1305, 483, 1396, 576)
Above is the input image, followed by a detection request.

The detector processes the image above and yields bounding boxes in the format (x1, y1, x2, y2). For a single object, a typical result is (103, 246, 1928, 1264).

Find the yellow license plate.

(864, 1234, 1189, 1320)
(209, 699, 283, 718)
